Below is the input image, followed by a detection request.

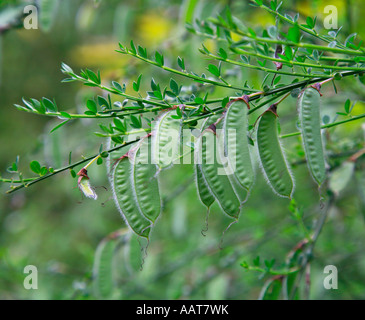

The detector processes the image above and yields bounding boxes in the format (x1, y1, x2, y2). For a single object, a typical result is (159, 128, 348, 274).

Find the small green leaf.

(113, 118, 126, 133)
(218, 48, 227, 60)
(175, 106, 182, 118)
(151, 78, 158, 92)
(86, 99, 97, 113)
(70, 169, 76, 178)
(84, 110, 97, 116)
(306, 16, 314, 29)
(50, 119, 70, 133)
(112, 136, 124, 144)
(153, 90, 163, 100)
(86, 69, 100, 84)
(130, 40, 136, 54)
(133, 74, 142, 92)
(42, 97, 57, 112)
(97, 96, 109, 109)
(165, 91, 176, 98)
(61, 62, 74, 74)
(344, 99, 351, 114)
(253, 256, 260, 266)
(201, 43, 210, 54)
(170, 79, 179, 96)
(138, 45, 147, 58)
(194, 97, 204, 104)
(273, 75, 281, 85)
(59, 111, 71, 119)
(221, 96, 229, 108)
(287, 24, 300, 43)
(30, 161, 41, 174)
(177, 56, 185, 70)
(264, 259, 275, 269)
(130, 115, 142, 128)
(155, 51, 164, 66)
(112, 81, 125, 93)
(31, 99, 46, 114)
(207, 64, 220, 77)
(248, 27, 256, 38)
(240, 55, 249, 64)
(322, 115, 330, 124)
(40, 166, 48, 176)
(285, 46, 293, 60)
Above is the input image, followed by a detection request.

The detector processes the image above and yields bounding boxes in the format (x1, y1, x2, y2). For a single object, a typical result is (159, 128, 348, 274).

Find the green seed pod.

(197, 118, 241, 218)
(223, 100, 255, 191)
(195, 163, 215, 209)
(112, 156, 151, 238)
(92, 238, 117, 299)
(356, 170, 365, 221)
(298, 87, 326, 185)
(195, 118, 217, 209)
(152, 109, 182, 169)
(131, 137, 161, 223)
(257, 108, 294, 198)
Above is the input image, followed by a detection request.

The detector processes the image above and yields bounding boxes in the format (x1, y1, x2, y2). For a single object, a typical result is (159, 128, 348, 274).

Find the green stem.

(280, 113, 365, 139)
(225, 22, 365, 56)
(95, 128, 151, 138)
(232, 47, 365, 72)
(0, 177, 38, 183)
(190, 27, 363, 63)
(185, 70, 361, 124)
(242, 264, 300, 276)
(83, 155, 101, 170)
(116, 47, 256, 92)
(5, 138, 141, 194)
(259, 3, 349, 51)
(207, 52, 328, 78)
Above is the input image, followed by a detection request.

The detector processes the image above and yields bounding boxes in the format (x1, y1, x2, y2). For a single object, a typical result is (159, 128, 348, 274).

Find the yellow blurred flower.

(68, 41, 126, 77)
(296, 0, 345, 20)
(203, 38, 216, 53)
(136, 12, 173, 46)
(246, 10, 275, 28)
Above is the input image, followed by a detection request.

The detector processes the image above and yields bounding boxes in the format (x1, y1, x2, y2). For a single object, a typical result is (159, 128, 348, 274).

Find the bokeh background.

(1, 0, 365, 299)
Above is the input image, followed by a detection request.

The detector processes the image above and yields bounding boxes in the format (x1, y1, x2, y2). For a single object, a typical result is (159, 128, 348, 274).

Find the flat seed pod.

(356, 170, 365, 220)
(195, 118, 217, 209)
(112, 156, 151, 238)
(131, 137, 161, 223)
(224, 100, 255, 190)
(152, 109, 182, 169)
(92, 239, 117, 299)
(228, 173, 249, 203)
(197, 118, 241, 218)
(257, 109, 294, 198)
(298, 87, 326, 185)
(195, 164, 215, 209)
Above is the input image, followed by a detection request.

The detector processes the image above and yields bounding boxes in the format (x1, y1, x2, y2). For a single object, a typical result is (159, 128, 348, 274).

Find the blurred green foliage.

(0, 0, 365, 300)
